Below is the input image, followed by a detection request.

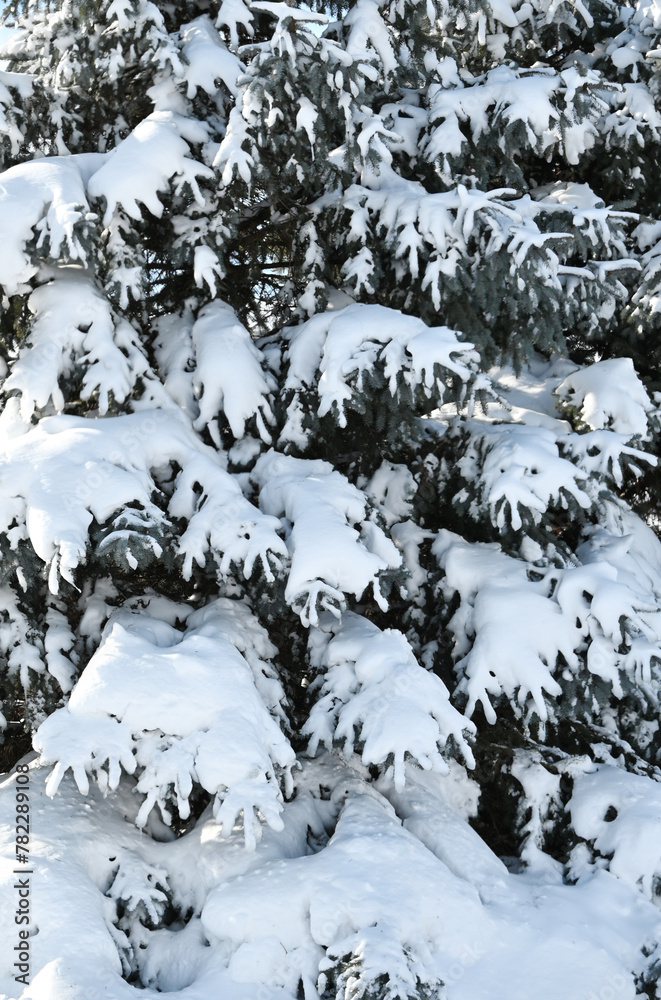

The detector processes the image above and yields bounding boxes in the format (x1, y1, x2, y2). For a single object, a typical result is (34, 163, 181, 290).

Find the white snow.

(35, 599, 295, 847)
(344, 0, 397, 76)
(2, 753, 658, 1000)
(434, 516, 661, 726)
(0, 153, 102, 295)
(180, 16, 242, 99)
(556, 357, 654, 437)
(216, 0, 255, 50)
(3, 274, 149, 420)
(456, 581, 576, 723)
(190, 300, 277, 445)
(296, 96, 318, 152)
(569, 764, 661, 900)
(304, 612, 475, 789)
(0, 1, 661, 998)
(562, 428, 657, 487)
(313, 179, 633, 322)
(424, 66, 597, 170)
(252, 451, 401, 625)
(456, 422, 592, 531)
(0, 70, 31, 157)
(0, 108, 216, 299)
(0, 410, 287, 591)
(281, 302, 490, 444)
(88, 111, 213, 224)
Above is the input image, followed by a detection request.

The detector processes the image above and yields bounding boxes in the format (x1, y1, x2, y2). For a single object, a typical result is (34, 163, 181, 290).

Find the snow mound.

(0, 152, 103, 295)
(180, 15, 242, 99)
(1, 755, 659, 999)
(88, 111, 212, 225)
(435, 526, 661, 725)
(202, 790, 487, 998)
(35, 599, 295, 848)
(556, 357, 654, 437)
(569, 765, 661, 902)
(455, 580, 578, 723)
(425, 66, 597, 174)
(454, 421, 591, 532)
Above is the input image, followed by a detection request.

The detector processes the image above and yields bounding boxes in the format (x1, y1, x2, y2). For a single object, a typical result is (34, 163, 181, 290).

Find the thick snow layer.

(366, 460, 416, 527)
(180, 16, 242, 99)
(378, 766, 505, 893)
(35, 599, 295, 847)
(0, 409, 287, 590)
(0, 153, 103, 295)
(480, 352, 576, 430)
(575, 509, 661, 685)
(216, 0, 255, 50)
(201, 778, 659, 1000)
(252, 451, 401, 625)
(456, 421, 592, 531)
(88, 111, 213, 224)
(0, 107, 214, 298)
(3, 274, 149, 420)
(556, 357, 654, 436)
(304, 612, 475, 789)
(569, 764, 661, 900)
(425, 66, 597, 171)
(281, 302, 490, 444)
(213, 101, 256, 186)
(454, 352, 657, 507)
(203, 789, 488, 996)
(152, 310, 198, 417)
(190, 300, 276, 444)
(434, 525, 661, 724)
(2, 753, 657, 1000)
(581, 503, 661, 602)
(632, 222, 661, 325)
(344, 0, 397, 76)
(456, 581, 576, 723)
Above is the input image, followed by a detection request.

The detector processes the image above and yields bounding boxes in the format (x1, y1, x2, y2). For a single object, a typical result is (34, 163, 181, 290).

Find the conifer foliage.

(1, 0, 661, 996)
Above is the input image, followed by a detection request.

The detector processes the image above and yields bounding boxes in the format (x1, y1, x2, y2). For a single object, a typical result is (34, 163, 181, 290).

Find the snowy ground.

(1, 750, 660, 1000)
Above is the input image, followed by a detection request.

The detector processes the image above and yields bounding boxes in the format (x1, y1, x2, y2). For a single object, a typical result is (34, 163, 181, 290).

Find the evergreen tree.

(0, 0, 661, 997)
